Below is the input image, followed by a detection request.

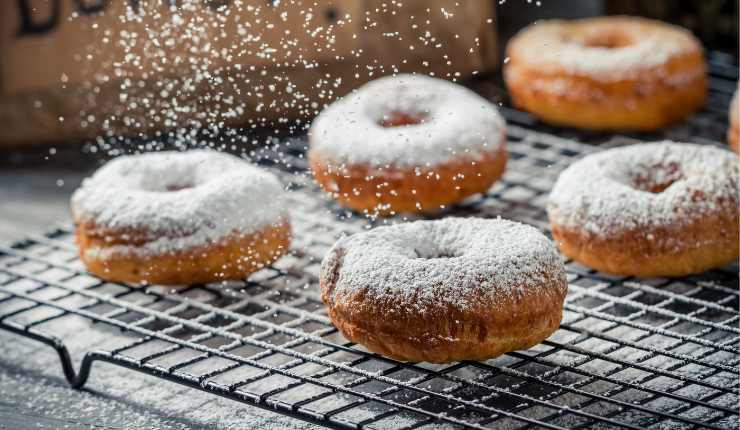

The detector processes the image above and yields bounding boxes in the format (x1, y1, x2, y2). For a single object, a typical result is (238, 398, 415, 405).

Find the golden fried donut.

(504, 16, 706, 130)
(728, 85, 739, 153)
(309, 74, 507, 215)
(548, 142, 739, 277)
(72, 150, 291, 285)
(320, 218, 567, 363)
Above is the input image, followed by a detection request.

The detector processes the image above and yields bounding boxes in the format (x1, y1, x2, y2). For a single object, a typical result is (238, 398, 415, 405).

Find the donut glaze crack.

(320, 217, 567, 363)
(72, 150, 291, 284)
(548, 142, 739, 277)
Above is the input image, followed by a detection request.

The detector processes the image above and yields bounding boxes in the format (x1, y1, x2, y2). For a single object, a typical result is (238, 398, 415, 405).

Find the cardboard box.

(0, 0, 497, 146)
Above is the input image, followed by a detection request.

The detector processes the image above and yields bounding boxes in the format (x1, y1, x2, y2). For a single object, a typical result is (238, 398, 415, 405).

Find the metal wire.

(0, 54, 737, 429)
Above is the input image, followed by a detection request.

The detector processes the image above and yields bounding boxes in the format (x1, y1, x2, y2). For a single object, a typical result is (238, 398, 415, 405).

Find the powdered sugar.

(321, 217, 566, 312)
(507, 17, 701, 82)
(71, 150, 288, 256)
(548, 142, 739, 236)
(308, 74, 506, 166)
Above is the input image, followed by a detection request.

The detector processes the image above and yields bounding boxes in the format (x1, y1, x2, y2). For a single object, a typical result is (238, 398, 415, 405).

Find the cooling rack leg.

(0, 322, 91, 388)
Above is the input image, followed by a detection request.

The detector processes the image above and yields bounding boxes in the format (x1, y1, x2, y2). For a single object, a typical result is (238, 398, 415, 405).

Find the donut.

(504, 16, 706, 130)
(320, 217, 567, 363)
(548, 142, 739, 277)
(72, 150, 291, 285)
(309, 74, 507, 215)
(728, 85, 739, 153)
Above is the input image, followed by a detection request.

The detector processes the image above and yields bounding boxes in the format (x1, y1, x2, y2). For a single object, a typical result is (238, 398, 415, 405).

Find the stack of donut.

(70, 15, 738, 365)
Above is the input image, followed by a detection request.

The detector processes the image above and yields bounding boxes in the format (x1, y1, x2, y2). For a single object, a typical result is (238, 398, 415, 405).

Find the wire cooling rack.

(0, 53, 738, 429)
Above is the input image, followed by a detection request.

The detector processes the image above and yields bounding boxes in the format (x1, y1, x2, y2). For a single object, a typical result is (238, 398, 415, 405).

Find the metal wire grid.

(0, 59, 738, 430)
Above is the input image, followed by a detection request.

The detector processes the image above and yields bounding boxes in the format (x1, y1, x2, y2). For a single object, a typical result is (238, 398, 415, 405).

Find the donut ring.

(548, 142, 739, 277)
(320, 218, 567, 363)
(728, 85, 739, 153)
(504, 16, 706, 130)
(72, 150, 291, 285)
(309, 74, 507, 215)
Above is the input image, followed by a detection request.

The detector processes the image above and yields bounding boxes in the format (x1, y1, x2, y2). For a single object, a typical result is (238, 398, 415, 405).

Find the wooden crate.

(0, 0, 497, 146)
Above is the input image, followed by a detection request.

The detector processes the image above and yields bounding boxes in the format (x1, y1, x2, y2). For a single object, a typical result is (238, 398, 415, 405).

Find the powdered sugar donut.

(548, 142, 738, 277)
(320, 217, 567, 363)
(504, 16, 706, 130)
(72, 150, 291, 285)
(728, 84, 739, 153)
(309, 74, 507, 215)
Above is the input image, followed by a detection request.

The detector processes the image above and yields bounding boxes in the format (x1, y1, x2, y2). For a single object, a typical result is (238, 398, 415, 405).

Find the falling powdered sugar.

(547, 141, 739, 237)
(321, 217, 566, 313)
(71, 150, 288, 257)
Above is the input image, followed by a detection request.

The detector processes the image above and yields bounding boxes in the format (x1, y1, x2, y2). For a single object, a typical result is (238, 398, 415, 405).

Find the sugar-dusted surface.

(71, 150, 288, 256)
(309, 74, 506, 166)
(0, 326, 322, 430)
(507, 17, 702, 82)
(322, 217, 566, 312)
(548, 141, 739, 236)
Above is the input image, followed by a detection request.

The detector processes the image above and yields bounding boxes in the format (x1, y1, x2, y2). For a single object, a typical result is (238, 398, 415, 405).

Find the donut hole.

(165, 183, 195, 192)
(136, 176, 197, 193)
(630, 163, 684, 194)
(378, 111, 427, 127)
(413, 246, 460, 260)
(572, 31, 634, 49)
(639, 180, 678, 194)
(165, 184, 193, 192)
